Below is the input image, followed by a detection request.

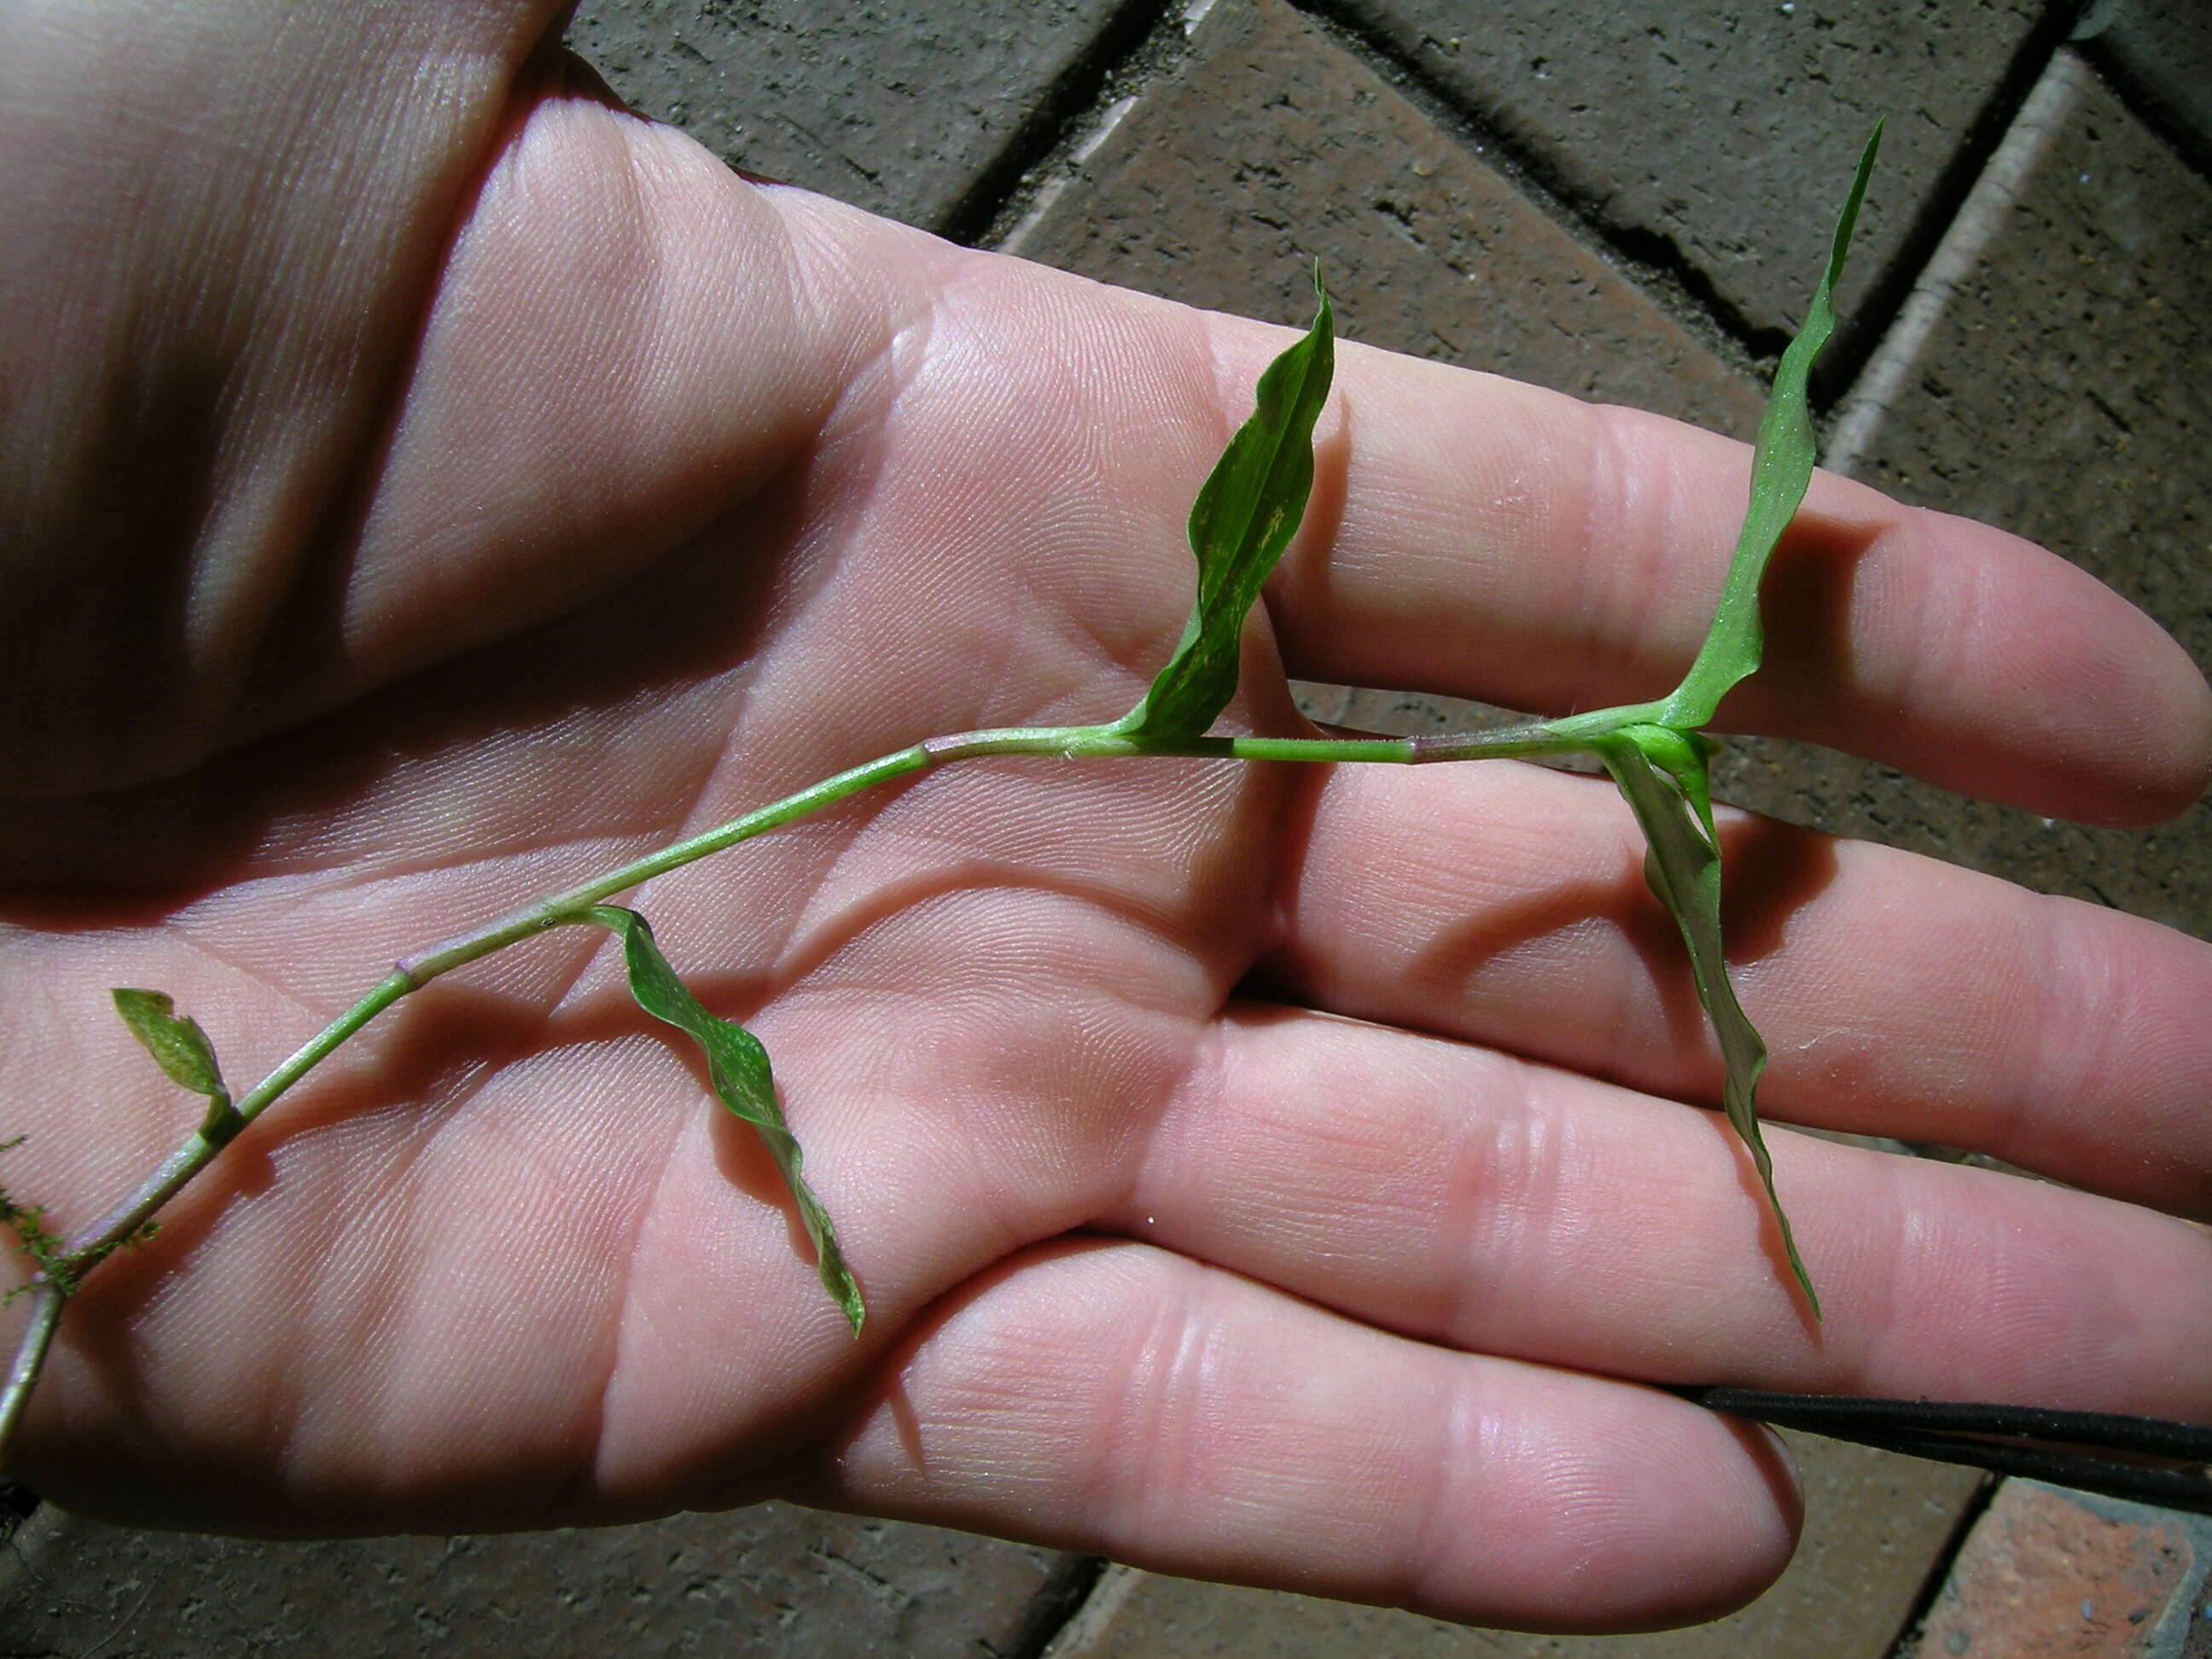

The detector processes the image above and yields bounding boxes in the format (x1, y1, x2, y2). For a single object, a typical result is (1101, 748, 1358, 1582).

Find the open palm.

(3, 6, 2209, 1634)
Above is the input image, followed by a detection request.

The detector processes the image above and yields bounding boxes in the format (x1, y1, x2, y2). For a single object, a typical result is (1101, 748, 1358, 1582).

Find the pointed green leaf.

(1115, 272, 1336, 738)
(576, 907, 864, 1333)
(112, 987, 242, 1146)
(1662, 123, 1882, 730)
(1595, 731, 1819, 1317)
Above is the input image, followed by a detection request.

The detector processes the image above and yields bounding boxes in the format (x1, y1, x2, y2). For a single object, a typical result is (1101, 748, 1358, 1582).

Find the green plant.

(0, 127, 1880, 1459)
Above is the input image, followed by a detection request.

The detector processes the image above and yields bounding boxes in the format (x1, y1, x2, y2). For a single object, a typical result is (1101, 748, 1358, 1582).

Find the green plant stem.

(0, 1286, 61, 1458)
(392, 717, 1602, 983)
(0, 704, 1642, 1465)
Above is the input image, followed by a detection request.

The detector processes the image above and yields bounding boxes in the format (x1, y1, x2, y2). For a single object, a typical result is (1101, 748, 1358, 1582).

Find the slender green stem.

(0, 1284, 59, 1457)
(0, 705, 1649, 1468)
(1537, 700, 1671, 745)
(929, 719, 1604, 767)
(393, 719, 1603, 983)
(395, 744, 943, 982)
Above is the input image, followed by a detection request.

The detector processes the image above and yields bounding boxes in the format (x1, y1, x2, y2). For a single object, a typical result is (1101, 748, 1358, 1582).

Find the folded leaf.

(1115, 272, 1336, 738)
(1596, 731, 1819, 1317)
(112, 987, 242, 1146)
(577, 907, 864, 1333)
(1662, 122, 1882, 730)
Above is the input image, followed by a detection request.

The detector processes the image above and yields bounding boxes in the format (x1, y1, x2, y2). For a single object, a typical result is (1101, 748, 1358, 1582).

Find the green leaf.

(1115, 271, 1336, 738)
(576, 907, 864, 1334)
(111, 988, 242, 1147)
(1661, 122, 1882, 730)
(1595, 731, 1819, 1317)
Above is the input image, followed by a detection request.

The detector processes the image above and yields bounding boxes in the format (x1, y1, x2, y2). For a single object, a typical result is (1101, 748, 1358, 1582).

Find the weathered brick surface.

(564, 0, 1126, 231)
(1332, 0, 2050, 340)
(1007, 0, 1764, 434)
(1896, 1482, 2212, 1659)
(0, 1499, 1068, 1657)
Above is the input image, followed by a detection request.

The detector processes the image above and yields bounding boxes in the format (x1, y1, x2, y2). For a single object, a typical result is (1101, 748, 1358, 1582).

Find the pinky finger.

(780, 1238, 1799, 1634)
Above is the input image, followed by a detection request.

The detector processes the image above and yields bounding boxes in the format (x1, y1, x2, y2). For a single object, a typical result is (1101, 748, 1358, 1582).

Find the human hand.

(3, 3, 2209, 1635)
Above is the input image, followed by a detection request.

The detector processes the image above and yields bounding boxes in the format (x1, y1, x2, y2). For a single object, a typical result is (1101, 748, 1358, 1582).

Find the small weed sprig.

(0, 128, 1881, 1464)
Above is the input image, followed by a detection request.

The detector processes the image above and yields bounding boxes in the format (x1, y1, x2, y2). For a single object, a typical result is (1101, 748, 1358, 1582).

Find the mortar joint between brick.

(1277, 0, 1792, 381)
(1883, 1471, 2004, 1659)
(939, 0, 1190, 250)
(1825, 0, 2093, 416)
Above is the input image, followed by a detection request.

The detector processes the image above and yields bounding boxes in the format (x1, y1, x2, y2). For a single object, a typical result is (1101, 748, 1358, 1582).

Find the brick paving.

(1896, 1484, 2212, 1659)
(3, 2, 2205, 1654)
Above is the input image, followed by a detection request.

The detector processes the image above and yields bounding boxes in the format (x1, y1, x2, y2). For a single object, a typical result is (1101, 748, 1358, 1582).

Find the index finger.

(1227, 329, 2212, 827)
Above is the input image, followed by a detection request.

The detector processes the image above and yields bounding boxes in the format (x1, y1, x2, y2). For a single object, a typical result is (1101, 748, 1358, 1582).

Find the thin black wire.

(1673, 1388, 2212, 1518)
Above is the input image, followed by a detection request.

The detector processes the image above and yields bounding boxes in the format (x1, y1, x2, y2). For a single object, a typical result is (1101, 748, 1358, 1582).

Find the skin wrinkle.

(281, 827, 680, 909)
(1438, 1051, 1556, 1346)
(380, 88, 661, 632)
(1949, 1207, 2115, 1400)
(1130, 1012, 1238, 1249)
(934, 350, 1179, 718)
(1017, 1249, 1153, 1545)
(1390, 765, 1706, 1103)
(2013, 890, 2116, 1174)
(1249, 760, 1322, 973)
(1581, 400, 1685, 699)
(1403, 1359, 1485, 1616)
(234, 1131, 429, 1505)
(713, 332, 955, 770)
(364, 1124, 610, 1511)
(1850, 1164, 1927, 1393)
(498, 1034, 778, 1517)
(627, 140, 743, 418)
(2053, 898, 2212, 1201)
(608, 602, 904, 981)
(1866, 1155, 2147, 1411)
(783, 206, 943, 527)
(1119, 1256, 1224, 1547)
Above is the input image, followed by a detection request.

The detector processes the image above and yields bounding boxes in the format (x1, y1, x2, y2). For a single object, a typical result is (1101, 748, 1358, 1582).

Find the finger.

(1110, 1004, 2212, 1417)
(1217, 328, 2212, 826)
(785, 1237, 1799, 1634)
(0, 0, 576, 795)
(1256, 755, 2212, 1215)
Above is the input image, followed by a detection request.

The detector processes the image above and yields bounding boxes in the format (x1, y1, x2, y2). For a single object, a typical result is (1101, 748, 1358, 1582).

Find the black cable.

(1672, 1387, 2212, 1517)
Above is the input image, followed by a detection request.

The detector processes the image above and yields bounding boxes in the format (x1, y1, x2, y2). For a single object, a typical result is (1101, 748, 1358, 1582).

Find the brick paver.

(1005, 0, 1763, 432)
(565, 0, 1127, 232)
(1896, 1482, 2212, 1659)
(1331, 0, 2053, 341)
(0, 1499, 1074, 1657)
